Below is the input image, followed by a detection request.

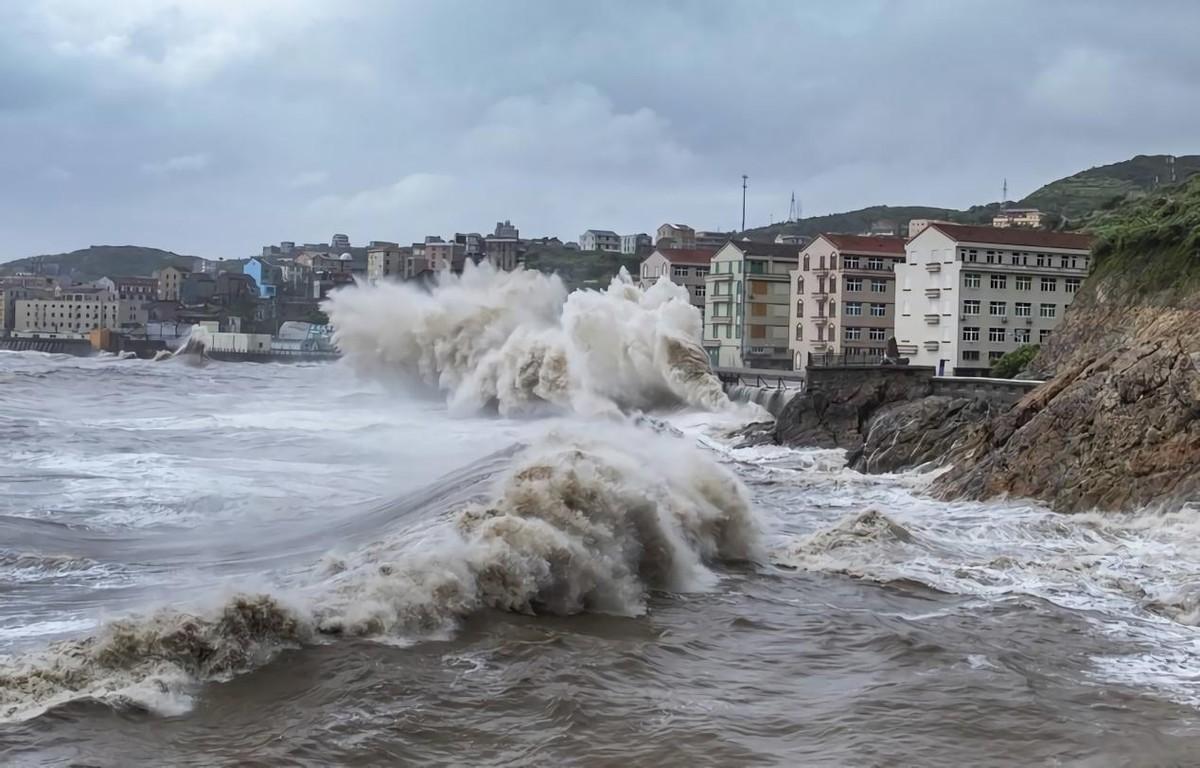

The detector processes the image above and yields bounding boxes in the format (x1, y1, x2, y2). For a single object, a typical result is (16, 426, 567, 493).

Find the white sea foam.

(324, 263, 737, 417)
(0, 422, 760, 722)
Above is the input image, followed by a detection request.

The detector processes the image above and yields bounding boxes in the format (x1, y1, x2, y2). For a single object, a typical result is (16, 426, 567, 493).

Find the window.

(966, 249, 978, 263)
(962, 327, 980, 342)
(868, 328, 886, 341)
(844, 327, 861, 340)
(1014, 302, 1031, 317)
(843, 256, 859, 269)
(795, 323, 803, 341)
(845, 301, 863, 316)
(989, 301, 1007, 317)
(694, 285, 706, 298)
(1065, 278, 1080, 293)
(964, 273, 981, 288)
(672, 266, 688, 278)
(1016, 275, 1032, 291)
(962, 350, 980, 361)
(989, 327, 1006, 342)
(867, 257, 884, 270)
(695, 267, 709, 277)
(846, 278, 862, 292)
(870, 279, 886, 293)
(870, 303, 886, 317)
(1040, 329, 1052, 343)
(985, 250, 997, 265)
(1041, 277, 1057, 292)
(796, 300, 804, 315)
(963, 299, 980, 315)
(1014, 328, 1031, 343)
(989, 351, 1005, 362)
(990, 274, 1007, 290)
(1040, 303, 1056, 318)
(802, 256, 809, 270)
(1036, 253, 1048, 267)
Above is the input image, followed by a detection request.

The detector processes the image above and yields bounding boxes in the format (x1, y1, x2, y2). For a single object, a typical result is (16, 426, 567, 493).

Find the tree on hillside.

(991, 345, 1039, 378)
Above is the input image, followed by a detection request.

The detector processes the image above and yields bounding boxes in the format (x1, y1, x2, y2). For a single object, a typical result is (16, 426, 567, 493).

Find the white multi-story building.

(788, 234, 907, 369)
(621, 233, 652, 255)
(579, 229, 621, 252)
(13, 288, 148, 337)
(695, 231, 730, 251)
(638, 248, 713, 314)
(992, 208, 1045, 229)
(894, 223, 1093, 375)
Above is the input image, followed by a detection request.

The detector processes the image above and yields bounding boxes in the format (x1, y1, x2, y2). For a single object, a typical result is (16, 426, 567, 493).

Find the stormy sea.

(3, 267, 1200, 767)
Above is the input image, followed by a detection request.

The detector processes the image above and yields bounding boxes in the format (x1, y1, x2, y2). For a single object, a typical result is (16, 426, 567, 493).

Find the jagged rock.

(848, 396, 995, 474)
(774, 370, 932, 450)
(934, 339, 1200, 512)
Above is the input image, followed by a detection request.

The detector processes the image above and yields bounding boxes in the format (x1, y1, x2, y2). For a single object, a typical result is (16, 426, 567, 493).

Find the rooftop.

(653, 247, 716, 266)
(924, 223, 1093, 251)
(723, 239, 801, 259)
(819, 234, 906, 256)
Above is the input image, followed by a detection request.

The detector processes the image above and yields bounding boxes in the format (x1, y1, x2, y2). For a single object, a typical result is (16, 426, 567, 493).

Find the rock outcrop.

(773, 368, 932, 450)
(848, 396, 995, 474)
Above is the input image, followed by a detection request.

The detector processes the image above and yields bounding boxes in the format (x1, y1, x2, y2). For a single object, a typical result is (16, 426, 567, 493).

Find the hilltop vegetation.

(1021, 154, 1200, 221)
(521, 244, 642, 290)
(0, 245, 197, 281)
(742, 204, 999, 242)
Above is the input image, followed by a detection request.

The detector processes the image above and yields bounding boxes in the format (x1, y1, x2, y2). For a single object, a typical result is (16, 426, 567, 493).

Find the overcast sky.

(2, 0, 1198, 261)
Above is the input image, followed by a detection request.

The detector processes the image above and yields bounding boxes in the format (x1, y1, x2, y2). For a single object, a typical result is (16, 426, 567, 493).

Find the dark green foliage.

(991, 344, 1040, 378)
(1022, 154, 1200, 221)
(520, 245, 642, 290)
(0, 245, 199, 281)
(741, 204, 999, 242)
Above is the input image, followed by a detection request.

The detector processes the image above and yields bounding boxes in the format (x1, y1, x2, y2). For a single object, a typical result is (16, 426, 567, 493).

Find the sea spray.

(324, 262, 734, 416)
(0, 422, 760, 722)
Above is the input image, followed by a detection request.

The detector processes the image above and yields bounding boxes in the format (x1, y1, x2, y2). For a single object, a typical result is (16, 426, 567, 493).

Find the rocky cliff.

(934, 176, 1200, 512)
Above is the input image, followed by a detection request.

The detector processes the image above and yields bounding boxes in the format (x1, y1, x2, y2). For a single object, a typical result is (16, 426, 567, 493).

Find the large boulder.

(848, 396, 995, 474)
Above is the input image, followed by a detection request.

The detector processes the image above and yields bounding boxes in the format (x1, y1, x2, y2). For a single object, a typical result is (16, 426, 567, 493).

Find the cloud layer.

(1, 0, 1198, 260)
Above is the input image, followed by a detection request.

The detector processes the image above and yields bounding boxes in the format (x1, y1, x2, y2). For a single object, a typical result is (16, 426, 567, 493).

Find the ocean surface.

(4, 349, 1200, 767)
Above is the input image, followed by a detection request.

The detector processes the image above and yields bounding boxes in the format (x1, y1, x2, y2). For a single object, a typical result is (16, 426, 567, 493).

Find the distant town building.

(621, 233, 652, 255)
(243, 257, 280, 298)
(638, 248, 713, 314)
(13, 288, 147, 336)
(906, 219, 955, 238)
(367, 244, 409, 282)
(484, 221, 522, 271)
(656, 223, 696, 249)
(775, 233, 812, 247)
(695, 231, 731, 251)
(992, 208, 1045, 228)
(0, 282, 55, 333)
(154, 265, 190, 302)
(331, 233, 351, 249)
(788, 234, 907, 369)
(215, 272, 257, 304)
(425, 241, 466, 272)
(180, 272, 217, 305)
(863, 219, 898, 236)
(455, 233, 484, 259)
(894, 223, 1093, 375)
(493, 220, 519, 239)
(702, 240, 800, 369)
(112, 276, 157, 301)
(580, 229, 621, 252)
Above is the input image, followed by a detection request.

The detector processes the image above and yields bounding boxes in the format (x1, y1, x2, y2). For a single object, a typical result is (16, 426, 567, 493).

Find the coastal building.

(112, 276, 158, 301)
(180, 273, 216, 305)
(702, 240, 799, 369)
(656, 223, 695, 249)
(894, 223, 1093, 375)
(455, 233, 484, 259)
(621, 233, 652, 255)
(13, 288, 147, 336)
(0, 284, 55, 332)
(638, 248, 713, 313)
(788, 234, 907, 369)
(484, 221, 521, 271)
(424, 241, 466, 272)
(243, 257, 280, 298)
(214, 273, 257, 304)
(775, 233, 811, 247)
(906, 219, 954, 238)
(154, 265, 189, 302)
(367, 244, 408, 282)
(331, 233, 351, 250)
(695, 231, 731, 251)
(580, 229, 621, 252)
(992, 208, 1045, 229)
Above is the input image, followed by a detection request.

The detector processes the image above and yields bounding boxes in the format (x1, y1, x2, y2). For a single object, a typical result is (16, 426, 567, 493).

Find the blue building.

(244, 257, 279, 298)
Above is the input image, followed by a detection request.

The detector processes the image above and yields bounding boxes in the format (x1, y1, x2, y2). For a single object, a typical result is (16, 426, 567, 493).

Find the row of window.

(804, 255, 893, 271)
(961, 249, 1084, 270)
(961, 327, 1050, 343)
(844, 327, 889, 341)
(963, 274, 1081, 292)
(844, 302, 887, 317)
(962, 300, 1059, 317)
(845, 278, 888, 293)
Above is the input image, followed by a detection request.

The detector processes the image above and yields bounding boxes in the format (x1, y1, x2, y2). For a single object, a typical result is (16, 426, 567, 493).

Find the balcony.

(924, 287, 940, 298)
(924, 313, 941, 325)
(925, 262, 941, 272)
(896, 344, 918, 355)
(923, 341, 940, 351)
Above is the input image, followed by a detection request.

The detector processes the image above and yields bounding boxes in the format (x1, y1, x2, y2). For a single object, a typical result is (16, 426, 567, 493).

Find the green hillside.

(0, 245, 197, 281)
(1021, 154, 1200, 221)
(741, 204, 999, 242)
(521, 244, 642, 290)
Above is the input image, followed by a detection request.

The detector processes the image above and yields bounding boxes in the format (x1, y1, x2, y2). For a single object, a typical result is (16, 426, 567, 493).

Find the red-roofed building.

(639, 247, 715, 312)
(789, 234, 908, 369)
(895, 223, 1094, 375)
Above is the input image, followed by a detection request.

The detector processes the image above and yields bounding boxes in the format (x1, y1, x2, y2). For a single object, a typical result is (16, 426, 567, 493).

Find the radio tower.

(788, 191, 800, 223)
(1002, 178, 1008, 211)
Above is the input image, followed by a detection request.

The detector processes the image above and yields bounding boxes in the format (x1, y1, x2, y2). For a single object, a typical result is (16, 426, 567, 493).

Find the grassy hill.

(1021, 154, 1200, 221)
(520, 244, 642, 290)
(0, 245, 198, 281)
(741, 204, 999, 243)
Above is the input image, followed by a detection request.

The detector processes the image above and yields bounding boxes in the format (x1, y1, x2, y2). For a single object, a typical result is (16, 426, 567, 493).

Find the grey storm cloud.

(1, 0, 1199, 260)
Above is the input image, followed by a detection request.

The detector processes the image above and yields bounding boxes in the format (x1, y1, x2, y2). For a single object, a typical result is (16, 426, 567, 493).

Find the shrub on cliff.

(990, 344, 1039, 379)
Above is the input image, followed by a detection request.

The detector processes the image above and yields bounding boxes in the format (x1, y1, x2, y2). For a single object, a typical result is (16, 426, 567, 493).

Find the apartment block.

(13, 289, 147, 336)
(367, 244, 409, 282)
(638, 248, 713, 313)
(702, 240, 799, 369)
(788, 234, 907, 369)
(894, 223, 1093, 375)
(695, 231, 730, 251)
(580, 229, 621, 252)
(656, 223, 695, 249)
(621, 233, 652, 255)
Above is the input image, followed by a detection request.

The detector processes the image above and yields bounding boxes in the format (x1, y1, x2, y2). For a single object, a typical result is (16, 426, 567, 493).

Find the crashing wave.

(171, 325, 211, 359)
(0, 424, 760, 722)
(324, 262, 734, 417)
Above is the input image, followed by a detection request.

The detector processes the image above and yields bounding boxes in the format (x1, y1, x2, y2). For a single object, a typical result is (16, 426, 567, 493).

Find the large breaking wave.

(0, 424, 760, 722)
(323, 263, 733, 417)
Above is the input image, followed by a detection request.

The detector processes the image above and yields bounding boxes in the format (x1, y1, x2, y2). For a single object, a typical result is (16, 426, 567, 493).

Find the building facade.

(992, 208, 1045, 228)
(894, 223, 1092, 375)
(695, 231, 730, 251)
(580, 229, 621, 252)
(243, 258, 280, 298)
(788, 234, 907, 369)
(656, 223, 696, 249)
(484, 220, 522, 271)
(13, 289, 147, 336)
(702, 240, 799, 369)
(638, 248, 713, 313)
(155, 265, 189, 301)
(621, 233, 652, 255)
(367, 244, 408, 282)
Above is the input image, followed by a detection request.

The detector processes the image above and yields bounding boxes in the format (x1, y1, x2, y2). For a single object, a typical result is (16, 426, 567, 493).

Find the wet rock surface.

(847, 396, 995, 474)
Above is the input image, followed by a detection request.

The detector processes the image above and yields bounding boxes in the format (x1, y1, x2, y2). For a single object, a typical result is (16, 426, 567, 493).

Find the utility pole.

(1002, 178, 1008, 210)
(741, 175, 748, 231)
